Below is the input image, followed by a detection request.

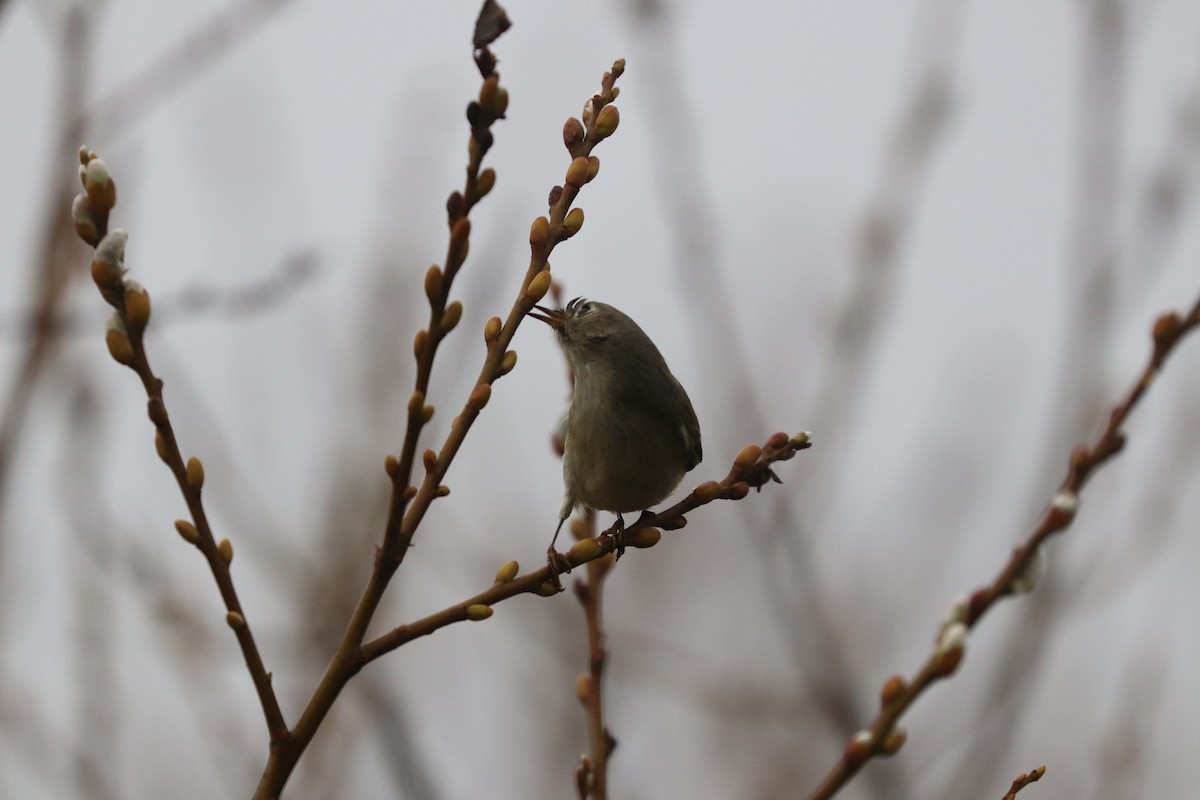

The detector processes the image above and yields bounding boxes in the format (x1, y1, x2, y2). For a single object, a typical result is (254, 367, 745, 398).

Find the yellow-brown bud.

(174, 519, 200, 544)
(535, 581, 561, 597)
(124, 283, 151, 331)
(413, 329, 428, 359)
(933, 645, 964, 677)
(576, 674, 592, 704)
(155, 431, 169, 463)
(476, 167, 496, 198)
(530, 216, 550, 247)
(424, 265, 443, 300)
(494, 560, 519, 584)
(627, 527, 661, 549)
(1153, 311, 1182, 347)
(217, 538, 233, 565)
(186, 457, 205, 492)
(563, 208, 585, 237)
(84, 157, 117, 211)
(441, 301, 463, 334)
(498, 350, 518, 376)
(72, 193, 101, 246)
(90, 230, 128, 295)
(447, 190, 464, 218)
(436, 484, 450, 497)
(466, 604, 493, 621)
(563, 117, 585, 150)
(586, 156, 600, 182)
(568, 538, 602, 562)
(226, 611, 246, 630)
(525, 270, 551, 303)
(105, 327, 134, 366)
(693, 481, 722, 503)
(91, 257, 123, 289)
(384, 454, 399, 476)
(484, 316, 502, 344)
(880, 727, 907, 756)
(594, 105, 620, 138)
(734, 444, 762, 469)
(565, 156, 589, 189)
(880, 674, 907, 706)
(421, 405, 435, 423)
(408, 391, 425, 417)
(423, 449, 437, 471)
(764, 432, 790, 453)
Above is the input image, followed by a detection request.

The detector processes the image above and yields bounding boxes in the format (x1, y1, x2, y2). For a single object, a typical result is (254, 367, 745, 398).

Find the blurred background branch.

(1, 1, 1198, 798)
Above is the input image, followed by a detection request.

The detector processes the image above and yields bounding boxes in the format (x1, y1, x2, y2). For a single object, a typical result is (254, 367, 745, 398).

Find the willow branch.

(70, 148, 287, 741)
(572, 507, 613, 800)
(805, 291, 1200, 800)
(387, 58, 627, 564)
(1001, 765, 1047, 800)
(254, 48, 627, 800)
(360, 431, 813, 661)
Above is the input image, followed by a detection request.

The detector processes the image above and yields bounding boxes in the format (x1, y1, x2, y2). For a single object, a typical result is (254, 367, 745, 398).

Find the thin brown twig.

(1001, 765, 1046, 799)
(804, 291, 1200, 800)
(71, 150, 288, 742)
(2, 0, 296, 530)
(73, 37, 627, 798)
(254, 48, 628, 799)
(359, 432, 813, 662)
(571, 509, 614, 800)
(67, 24, 816, 800)
(951, 5, 1128, 789)
(539, 282, 615, 799)
(383, 61, 626, 566)
(250, 41, 515, 798)
(629, 10, 962, 789)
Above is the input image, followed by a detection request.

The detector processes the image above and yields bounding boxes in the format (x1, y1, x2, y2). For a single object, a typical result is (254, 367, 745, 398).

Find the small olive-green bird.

(530, 298, 702, 558)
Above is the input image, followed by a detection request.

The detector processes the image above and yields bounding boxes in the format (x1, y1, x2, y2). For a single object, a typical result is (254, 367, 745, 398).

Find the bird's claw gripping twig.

(546, 546, 572, 588)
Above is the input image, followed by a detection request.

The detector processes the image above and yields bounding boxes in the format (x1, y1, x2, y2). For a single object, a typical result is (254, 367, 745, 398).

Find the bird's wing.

(614, 366, 703, 471)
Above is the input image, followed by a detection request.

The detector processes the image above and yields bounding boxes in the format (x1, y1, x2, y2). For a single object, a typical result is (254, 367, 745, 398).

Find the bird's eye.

(586, 334, 608, 346)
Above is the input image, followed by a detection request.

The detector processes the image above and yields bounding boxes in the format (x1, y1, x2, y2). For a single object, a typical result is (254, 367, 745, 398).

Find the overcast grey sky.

(2, 1, 1200, 798)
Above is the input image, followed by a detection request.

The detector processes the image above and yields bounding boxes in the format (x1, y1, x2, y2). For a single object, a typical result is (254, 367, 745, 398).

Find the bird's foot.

(609, 513, 624, 561)
(546, 545, 572, 589)
(614, 510, 655, 561)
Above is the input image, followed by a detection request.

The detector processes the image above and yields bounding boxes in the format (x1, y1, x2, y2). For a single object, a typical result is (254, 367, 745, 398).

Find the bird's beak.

(528, 304, 567, 330)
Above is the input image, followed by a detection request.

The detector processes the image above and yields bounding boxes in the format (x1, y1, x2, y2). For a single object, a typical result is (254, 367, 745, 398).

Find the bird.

(529, 297, 702, 564)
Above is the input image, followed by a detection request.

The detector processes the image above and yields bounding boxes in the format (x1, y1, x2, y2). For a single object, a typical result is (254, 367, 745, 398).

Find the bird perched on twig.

(529, 298, 702, 567)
